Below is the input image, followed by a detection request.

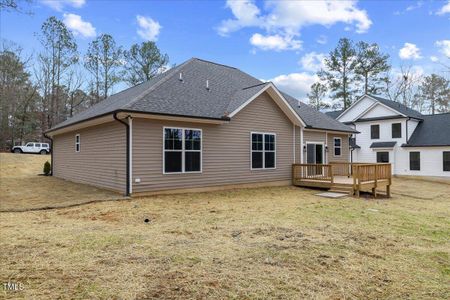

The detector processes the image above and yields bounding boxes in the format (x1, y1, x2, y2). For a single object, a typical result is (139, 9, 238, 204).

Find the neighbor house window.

(251, 132, 275, 169)
(163, 127, 201, 173)
(333, 137, 342, 156)
(409, 152, 420, 171)
(371, 124, 380, 139)
(75, 134, 80, 152)
(392, 123, 402, 138)
(444, 152, 450, 172)
(376, 151, 389, 163)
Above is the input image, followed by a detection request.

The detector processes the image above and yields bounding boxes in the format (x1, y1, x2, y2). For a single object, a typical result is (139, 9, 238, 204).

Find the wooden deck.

(292, 162, 392, 198)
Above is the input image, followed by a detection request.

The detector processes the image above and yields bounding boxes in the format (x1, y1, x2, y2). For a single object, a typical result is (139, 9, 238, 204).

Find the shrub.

(43, 161, 51, 176)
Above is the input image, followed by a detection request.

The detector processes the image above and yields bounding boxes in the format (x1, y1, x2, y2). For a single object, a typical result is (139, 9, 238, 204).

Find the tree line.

(308, 38, 450, 114)
(0, 16, 169, 149)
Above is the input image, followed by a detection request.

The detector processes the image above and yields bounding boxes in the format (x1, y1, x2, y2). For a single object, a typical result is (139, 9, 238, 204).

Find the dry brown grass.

(0, 154, 449, 299)
(0, 153, 123, 211)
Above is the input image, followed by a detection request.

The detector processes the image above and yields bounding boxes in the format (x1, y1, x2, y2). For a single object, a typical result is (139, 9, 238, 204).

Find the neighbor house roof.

(370, 142, 397, 148)
(367, 95, 423, 119)
(47, 58, 356, 134)
(403, 113, 450, 147)
(325, 110, 344, 120)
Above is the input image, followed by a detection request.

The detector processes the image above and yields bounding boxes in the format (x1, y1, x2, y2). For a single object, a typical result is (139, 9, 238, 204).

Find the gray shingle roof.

(370, 142, 397, 148)
(325, 110, 344, 120)
(48, 58, 355, 133)
(368, 95, 423, 119)
(403, 113, 450, 147)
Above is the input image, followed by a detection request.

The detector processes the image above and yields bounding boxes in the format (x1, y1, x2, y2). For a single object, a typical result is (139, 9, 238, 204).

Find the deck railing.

(292, 164, 333, 185)
(292, 162, 392, 197)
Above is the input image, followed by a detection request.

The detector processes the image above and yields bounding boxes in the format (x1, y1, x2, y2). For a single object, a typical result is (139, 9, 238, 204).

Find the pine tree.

(319, 38, 357, 109)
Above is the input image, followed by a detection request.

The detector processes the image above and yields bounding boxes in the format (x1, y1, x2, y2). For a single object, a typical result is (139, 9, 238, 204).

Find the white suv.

(11, 142, 50, 155)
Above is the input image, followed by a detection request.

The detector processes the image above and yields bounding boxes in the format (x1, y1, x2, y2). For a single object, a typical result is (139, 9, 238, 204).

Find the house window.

(371, 124, 380, 139)
(376, 151, 389, 163)
(163, 128, 201, 173)
(409, 152, 420, 171)
(75, 134, 80, 152)
(333, 137, 342, 156)
(444, 152, 450, 172)
(392, 123, 402, 138)
(251, 132, 276, 169)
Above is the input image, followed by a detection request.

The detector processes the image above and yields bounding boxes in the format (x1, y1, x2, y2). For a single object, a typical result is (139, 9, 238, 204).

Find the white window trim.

(75, 134, 80, 153)
(162, 127, 202, 174)
(333, 137, 342, 157)
(250, 132, 276, 170)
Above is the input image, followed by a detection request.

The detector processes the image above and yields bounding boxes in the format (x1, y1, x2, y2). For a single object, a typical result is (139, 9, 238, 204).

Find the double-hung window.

(251, 133, 275, 169)
(164, 128, 201, 173)
(371, 124, 380, 139)
(444, 152, 450, 172)
(333, 137, 342, 156)
(409, 152, 420, 171)
(392, 123, 402, 138)
(75, 134, 80, 152)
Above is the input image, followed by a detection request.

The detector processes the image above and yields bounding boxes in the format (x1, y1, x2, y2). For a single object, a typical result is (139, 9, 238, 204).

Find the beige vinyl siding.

(328, 133, 350, 162)
(132, 92, 295, 193)
(303, 130, 350, 163)
(53, 121, 126, 192)
(303, 130, 327, 144)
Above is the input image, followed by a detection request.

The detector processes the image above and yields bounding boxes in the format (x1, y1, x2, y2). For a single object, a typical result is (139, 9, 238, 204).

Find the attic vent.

(206, 80, 210, 91)
(179, 72, 183, 82)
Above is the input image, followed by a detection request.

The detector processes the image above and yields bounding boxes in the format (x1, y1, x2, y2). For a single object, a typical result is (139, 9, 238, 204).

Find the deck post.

(386, 185, 391, 198)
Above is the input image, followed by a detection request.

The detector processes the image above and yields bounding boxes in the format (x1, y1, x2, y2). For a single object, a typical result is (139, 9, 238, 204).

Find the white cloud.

(436, 40, 450, 57)
(299, 52, 326, 72)
(250, 33, 301, 51)
(136, 15, 161, 41)
(316, 35, 327, 45)
(266, 72, 319, 100)
(217, 0, 261, 36)
(436, 0, 450, 15)
(430, 56, 439, 62)
(399, 43, 422, 60)
(41, 0, 85, 11)
(63, 13, 96, 38)
(406, 1, 423, 11)
(218, 0, 372, 51)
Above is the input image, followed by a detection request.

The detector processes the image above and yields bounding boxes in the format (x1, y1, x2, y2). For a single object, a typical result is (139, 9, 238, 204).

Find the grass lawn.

(0, 154, 449, 299)
(0, 153, 122, 211)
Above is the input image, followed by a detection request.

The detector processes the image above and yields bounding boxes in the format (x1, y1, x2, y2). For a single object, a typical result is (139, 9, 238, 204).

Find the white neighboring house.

(326, 94, 450, 177)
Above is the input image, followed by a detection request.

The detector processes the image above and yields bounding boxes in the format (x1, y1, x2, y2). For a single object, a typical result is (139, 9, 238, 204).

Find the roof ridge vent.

(179, 72, 183, 82)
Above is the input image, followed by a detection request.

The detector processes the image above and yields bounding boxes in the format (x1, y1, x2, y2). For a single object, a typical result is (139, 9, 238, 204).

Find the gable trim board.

(352, 101, 407, 122)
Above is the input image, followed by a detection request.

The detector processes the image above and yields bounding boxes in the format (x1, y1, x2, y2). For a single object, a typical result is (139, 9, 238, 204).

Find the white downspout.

(300, 127, 304, 163)
(128, 116, 133, 194)
(293, 124, 296, 163)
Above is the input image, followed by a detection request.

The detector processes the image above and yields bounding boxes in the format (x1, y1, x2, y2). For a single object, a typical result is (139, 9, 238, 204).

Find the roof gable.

(228, 83, 305, 127)
(337, 94, 423, 123)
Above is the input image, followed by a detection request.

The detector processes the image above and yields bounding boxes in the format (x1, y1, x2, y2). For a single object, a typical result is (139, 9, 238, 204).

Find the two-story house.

(327, 94, 450, 177)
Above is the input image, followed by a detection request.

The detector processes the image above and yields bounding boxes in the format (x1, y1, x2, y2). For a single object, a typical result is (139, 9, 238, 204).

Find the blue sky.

(1, 0, 450, 100)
